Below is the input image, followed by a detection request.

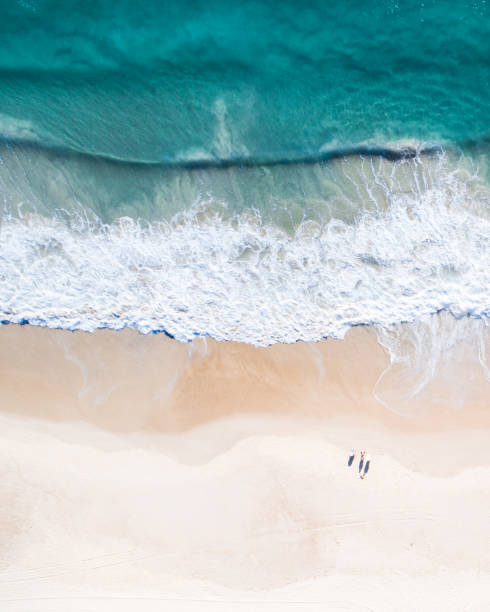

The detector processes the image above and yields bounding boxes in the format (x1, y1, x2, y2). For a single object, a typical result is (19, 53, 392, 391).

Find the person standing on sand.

(348, 448, 355, 466)
(358, 451, 365, 473)
(361, 454, 371, 479)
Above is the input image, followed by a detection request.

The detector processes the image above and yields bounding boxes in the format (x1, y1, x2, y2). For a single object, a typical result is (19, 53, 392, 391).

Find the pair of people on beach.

(348, 449, 371, 478)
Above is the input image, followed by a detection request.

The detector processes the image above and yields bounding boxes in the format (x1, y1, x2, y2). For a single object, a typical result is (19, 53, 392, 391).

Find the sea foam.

(0, 153, 489, 345)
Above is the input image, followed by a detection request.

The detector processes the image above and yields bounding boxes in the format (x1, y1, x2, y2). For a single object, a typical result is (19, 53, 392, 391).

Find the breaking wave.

(1, 150, 489, 346)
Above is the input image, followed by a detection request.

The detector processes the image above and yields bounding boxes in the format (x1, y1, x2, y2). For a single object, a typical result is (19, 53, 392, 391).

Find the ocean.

(0, 0, 489, 390)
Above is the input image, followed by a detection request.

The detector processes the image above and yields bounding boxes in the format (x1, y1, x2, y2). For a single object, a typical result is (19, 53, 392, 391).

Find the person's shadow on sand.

(364, 460, 370, 475)
(358, 457, 364, 473)
(348, 455, 354, 467)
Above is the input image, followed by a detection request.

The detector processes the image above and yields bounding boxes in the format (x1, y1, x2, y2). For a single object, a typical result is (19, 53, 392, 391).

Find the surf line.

(0, 138, 442, 171)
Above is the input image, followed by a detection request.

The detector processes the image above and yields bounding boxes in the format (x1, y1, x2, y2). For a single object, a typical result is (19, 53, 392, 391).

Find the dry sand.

(0, 323, 489, 611)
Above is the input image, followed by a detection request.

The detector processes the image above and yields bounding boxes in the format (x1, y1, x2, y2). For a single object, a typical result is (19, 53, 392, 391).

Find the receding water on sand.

(0, 314, 488, 430)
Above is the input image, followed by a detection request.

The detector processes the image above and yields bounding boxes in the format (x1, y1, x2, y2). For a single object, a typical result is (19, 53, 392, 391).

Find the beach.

(0, 322, 489, 611)
(1, 2, 490, 608)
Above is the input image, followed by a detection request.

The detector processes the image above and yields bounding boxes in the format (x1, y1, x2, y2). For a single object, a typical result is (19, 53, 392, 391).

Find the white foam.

(0, 112, 46, 143)
(0, 153, 489, 345)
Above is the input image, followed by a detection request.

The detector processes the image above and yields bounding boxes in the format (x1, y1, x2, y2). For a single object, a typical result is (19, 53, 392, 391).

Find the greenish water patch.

(0, 141, 484, 232)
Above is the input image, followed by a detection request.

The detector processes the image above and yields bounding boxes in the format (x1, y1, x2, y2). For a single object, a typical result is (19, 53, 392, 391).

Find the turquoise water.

(1, 0, 489, 163)
(0, 1, 489, 344)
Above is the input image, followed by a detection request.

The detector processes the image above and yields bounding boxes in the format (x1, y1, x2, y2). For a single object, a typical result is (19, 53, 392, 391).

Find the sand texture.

(0, 323, 489, 611)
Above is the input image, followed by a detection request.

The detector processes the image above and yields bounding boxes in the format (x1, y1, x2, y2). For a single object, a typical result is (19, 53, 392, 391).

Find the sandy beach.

(0, 322, 489, 611)
(2, 2, 490, 609)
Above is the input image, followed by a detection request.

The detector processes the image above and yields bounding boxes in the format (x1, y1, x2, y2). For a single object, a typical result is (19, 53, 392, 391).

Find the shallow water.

(0, 2, 489, 367)
(1, 150, 489, 345)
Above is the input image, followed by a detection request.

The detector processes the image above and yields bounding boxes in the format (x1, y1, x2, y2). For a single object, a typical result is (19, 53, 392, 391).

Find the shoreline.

(0, 319, 488, 431)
